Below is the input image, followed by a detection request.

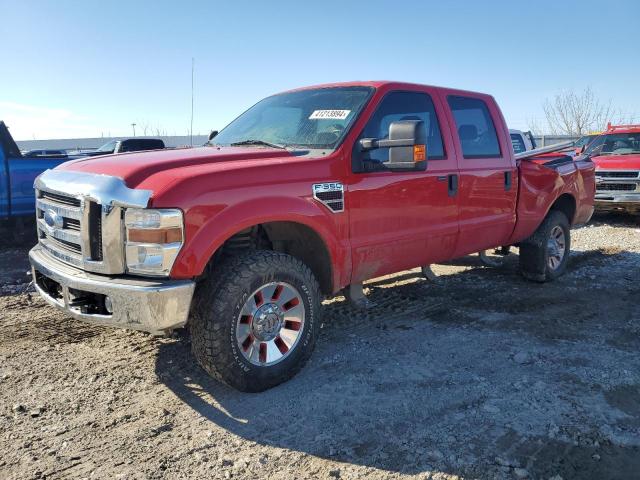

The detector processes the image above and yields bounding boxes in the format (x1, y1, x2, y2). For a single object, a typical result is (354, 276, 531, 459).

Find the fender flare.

(170, 195, 346, 290)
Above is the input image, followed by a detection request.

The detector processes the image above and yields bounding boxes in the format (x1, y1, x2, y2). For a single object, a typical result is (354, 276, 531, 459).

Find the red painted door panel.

(348, 166, 458, 283)
(347, 88, 459, 283)
(440, 92, 517, 257)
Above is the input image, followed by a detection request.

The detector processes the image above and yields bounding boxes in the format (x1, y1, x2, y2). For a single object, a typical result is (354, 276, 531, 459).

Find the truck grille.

(596, 171, 639, 179)
(36, 190, 104, 266)
(596, 183, 637, 192)
(34, 169, 150, 275)
(41, 190, 82, 207)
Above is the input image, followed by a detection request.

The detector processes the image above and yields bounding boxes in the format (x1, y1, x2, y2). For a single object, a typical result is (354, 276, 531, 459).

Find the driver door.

(347, 89, 459, 283)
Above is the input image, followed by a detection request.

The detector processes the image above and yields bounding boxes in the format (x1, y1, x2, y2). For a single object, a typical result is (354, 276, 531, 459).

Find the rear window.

(121, 139, 164, 152)
(448, 96, 501, 158)
(510, 133, 526, 154)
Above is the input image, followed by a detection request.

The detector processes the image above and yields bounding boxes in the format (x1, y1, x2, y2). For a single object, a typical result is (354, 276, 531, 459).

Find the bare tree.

(137, 120, 152, 136)
(135, 120, 167, 137)
(542, 87, 613, 136)
(526, 116, 544, 136)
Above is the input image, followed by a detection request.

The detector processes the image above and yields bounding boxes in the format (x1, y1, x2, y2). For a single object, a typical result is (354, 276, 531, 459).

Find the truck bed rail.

(514, 141, 574, 161)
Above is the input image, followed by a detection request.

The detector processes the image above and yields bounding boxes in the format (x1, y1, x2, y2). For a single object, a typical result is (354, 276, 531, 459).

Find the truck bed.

(508, 153, 596, 245)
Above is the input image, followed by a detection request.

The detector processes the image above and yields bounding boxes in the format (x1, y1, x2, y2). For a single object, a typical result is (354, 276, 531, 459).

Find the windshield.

(96, 140, 117, 153)
(574, 135, 596, 148)
(212, 86, 374, 149)
(587, 133, 640, 156)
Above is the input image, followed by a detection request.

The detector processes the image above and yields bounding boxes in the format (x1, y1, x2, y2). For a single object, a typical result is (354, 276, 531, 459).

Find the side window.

(510, 133, 526, 154)
(448, 96, 501, 158)
(585, 135, 605, 155)
(354, 91, 445, 172)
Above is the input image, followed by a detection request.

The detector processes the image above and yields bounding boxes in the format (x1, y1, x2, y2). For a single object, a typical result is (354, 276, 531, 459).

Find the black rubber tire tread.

(519, 210, 571, 282)
(190, 250, 322, 392)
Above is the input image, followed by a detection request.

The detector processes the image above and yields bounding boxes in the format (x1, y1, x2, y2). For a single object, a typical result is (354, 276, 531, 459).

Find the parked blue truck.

(0, 121, 70, 236)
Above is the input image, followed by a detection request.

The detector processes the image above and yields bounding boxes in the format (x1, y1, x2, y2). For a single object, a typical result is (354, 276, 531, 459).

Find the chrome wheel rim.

(236, 282, 305, 366)
(547, 226, 566, 271)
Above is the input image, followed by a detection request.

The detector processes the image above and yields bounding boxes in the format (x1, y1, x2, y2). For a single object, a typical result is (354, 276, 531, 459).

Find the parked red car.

(29, 81, 595, 391)
(584, 123, 640, 214)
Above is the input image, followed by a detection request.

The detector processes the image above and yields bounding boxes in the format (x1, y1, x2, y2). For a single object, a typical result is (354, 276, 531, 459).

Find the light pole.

(131, 123, 137, 137)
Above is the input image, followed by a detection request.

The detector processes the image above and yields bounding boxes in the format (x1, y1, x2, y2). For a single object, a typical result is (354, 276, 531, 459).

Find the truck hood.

(592, 154, 640, 170)
(57, 146, 297, 188)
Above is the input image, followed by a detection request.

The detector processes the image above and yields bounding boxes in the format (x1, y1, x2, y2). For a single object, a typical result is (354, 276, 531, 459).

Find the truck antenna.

(190, 57, 195, 147)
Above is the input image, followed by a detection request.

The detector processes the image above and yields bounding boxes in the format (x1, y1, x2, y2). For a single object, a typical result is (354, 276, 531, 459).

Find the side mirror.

(208, 130, 218, 141)
(358, 120, 427, 170)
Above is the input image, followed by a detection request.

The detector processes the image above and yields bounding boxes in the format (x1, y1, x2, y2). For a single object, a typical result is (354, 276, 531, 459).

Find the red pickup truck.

(583, 124, 640, 214)
(29, 81, 595, 391)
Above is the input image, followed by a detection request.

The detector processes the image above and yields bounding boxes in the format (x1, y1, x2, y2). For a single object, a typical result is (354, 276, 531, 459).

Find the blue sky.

(1, 0, 638, 140)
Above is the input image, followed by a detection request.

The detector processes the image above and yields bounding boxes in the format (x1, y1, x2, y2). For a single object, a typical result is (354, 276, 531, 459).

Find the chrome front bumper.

(29, 245, 195, 335)
(595, 193, 640, 212)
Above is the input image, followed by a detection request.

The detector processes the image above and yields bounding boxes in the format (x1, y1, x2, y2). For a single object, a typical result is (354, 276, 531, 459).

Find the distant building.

(16, 135, 209, 152)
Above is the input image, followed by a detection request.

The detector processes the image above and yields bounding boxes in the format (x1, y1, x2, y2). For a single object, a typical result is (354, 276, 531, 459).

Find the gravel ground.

(0, 213, 639, 480)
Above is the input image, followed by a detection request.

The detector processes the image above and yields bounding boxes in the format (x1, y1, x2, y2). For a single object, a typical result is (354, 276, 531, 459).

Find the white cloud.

(0, 102, 106, 140)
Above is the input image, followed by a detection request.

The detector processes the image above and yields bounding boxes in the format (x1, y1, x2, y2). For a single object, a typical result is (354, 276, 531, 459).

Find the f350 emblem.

(44, 209, 64, 230)
(312, 182, 344, 213)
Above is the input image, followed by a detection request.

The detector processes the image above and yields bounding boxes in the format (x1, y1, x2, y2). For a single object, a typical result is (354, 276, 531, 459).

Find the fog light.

(104, 296, 113, 314)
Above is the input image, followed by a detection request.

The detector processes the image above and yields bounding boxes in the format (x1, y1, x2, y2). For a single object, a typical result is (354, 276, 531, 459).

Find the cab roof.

(604, 123, 640, 134)
(282, 80, 493, 99)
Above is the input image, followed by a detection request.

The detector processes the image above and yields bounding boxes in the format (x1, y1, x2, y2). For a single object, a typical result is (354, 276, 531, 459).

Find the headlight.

(124, 208, 184, 276)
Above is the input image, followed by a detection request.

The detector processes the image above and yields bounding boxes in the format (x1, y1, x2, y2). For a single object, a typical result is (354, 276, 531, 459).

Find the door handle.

(448, 174, 458, 197)
(504, 171, 512, 191)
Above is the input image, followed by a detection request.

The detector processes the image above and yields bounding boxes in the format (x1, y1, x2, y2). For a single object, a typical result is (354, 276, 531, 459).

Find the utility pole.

(190, 57, 195, 146)
(131, 123, 137, 137)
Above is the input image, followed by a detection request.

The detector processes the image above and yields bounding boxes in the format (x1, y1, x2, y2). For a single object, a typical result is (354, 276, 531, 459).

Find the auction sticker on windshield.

(309, 110, 351, 120)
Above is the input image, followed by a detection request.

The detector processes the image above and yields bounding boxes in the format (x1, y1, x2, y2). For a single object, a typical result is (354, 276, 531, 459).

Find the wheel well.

(549, 194, 576, 224)
(211, 222, 333, 295)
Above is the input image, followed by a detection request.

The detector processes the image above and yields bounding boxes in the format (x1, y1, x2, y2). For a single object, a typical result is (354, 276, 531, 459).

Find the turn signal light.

(128, 227, 183, 244)
(413, 144, 426, 162)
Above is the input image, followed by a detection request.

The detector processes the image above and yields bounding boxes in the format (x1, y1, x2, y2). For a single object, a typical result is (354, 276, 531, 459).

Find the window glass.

(357, 91, 445, 169)
(510, 133, 526, 154)
(96, 140, 117, 153)
(213, 87, 373, 149)
(584, 135, 605, 156)
(448, 96, 501, 158)
(575, 134, 596, 148)
(593, 133, 640, 155)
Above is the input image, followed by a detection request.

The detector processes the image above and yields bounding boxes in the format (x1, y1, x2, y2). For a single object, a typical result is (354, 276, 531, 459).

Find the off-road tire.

(190, 250, 322, 392)
(519, 210, 571, 282)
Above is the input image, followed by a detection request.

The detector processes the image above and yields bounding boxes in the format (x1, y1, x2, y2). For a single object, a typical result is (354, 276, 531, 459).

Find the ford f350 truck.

(29, 82, 595, 391)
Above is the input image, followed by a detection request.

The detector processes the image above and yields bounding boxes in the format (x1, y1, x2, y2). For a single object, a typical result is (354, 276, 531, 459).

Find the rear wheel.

(190, 250, 322, 392)
(519, 210, 571, 282)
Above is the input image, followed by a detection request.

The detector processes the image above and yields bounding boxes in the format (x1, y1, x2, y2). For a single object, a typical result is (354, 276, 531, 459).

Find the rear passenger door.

(444, 95, 517, 256)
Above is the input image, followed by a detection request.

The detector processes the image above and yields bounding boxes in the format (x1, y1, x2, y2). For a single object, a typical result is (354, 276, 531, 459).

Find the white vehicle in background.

(509, 129, 536, 154)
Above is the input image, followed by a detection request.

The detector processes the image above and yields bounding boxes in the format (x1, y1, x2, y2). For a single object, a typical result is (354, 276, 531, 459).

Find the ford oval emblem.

(44, 209, 63, 230)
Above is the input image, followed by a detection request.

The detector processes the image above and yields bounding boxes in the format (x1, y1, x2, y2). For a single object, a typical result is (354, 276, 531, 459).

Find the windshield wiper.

(230, 139, 287, 149)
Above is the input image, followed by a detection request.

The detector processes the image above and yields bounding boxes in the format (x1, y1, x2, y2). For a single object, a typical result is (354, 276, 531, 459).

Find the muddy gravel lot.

(1, 214, 639, 480)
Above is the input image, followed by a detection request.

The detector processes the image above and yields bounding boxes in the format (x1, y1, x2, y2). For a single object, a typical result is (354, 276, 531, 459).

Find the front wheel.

(190, 250, 322, 392)
(519, 210, 571, 282)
